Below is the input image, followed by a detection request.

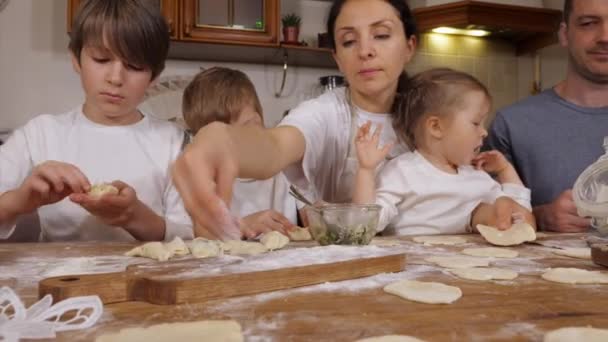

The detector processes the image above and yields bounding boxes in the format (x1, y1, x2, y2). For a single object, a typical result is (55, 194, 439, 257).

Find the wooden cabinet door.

(181, 0, 278, 46)
(67, 0, 179, 40)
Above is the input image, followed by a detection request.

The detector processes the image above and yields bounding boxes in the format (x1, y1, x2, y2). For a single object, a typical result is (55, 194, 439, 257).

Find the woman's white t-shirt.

(279, 87, 406, 203)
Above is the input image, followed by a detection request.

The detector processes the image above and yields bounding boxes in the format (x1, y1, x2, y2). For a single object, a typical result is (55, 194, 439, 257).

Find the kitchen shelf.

(413, 0, 562, 55)
(169, 41, 337, 69)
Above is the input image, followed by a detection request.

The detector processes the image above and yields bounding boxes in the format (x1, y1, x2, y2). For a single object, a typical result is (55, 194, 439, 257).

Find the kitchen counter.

(1, 233, 607, 341)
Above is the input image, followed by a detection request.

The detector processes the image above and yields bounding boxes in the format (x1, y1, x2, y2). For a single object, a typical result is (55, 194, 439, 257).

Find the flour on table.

(125, 242, 172, 262)
(357, 335, 427, 342)
(259, 231, 289, 250)
(544, 327, 608, 342)
(95, 320, 243, 342)
(412, 236, 467, 246)
(541, 268, 608, 284)
(384, 280, 462, 304)
(461, 247, 518, 258)
(425, 256, 490, 269)
(370, 239, 402, 247)
(551, 247, 592, 260)
(477, 223, 536, 246)
(287, 227, 312, 241)
(448, 267, 518, 281)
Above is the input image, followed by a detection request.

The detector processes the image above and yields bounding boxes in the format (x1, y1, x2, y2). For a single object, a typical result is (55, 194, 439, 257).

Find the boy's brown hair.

(182, 67, 263, 134)
(68, 0, 169, 80)
(393, 68, 491, 150)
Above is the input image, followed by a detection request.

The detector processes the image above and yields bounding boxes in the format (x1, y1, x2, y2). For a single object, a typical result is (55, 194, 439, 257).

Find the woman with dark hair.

(172, 0, 520, 239)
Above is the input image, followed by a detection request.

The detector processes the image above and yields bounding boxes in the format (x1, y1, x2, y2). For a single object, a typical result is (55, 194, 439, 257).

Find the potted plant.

(282, 13, 301, 43)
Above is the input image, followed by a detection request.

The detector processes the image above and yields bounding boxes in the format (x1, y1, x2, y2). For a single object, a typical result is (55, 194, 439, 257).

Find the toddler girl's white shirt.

(375, 151, 531, 236)
(0, 107, 194, 241)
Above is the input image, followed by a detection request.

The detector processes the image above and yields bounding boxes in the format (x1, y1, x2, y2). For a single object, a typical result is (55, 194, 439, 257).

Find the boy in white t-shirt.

(182, 67, 297, 239)
(353, 68, 536, 235)
(0, 0, 193, 241)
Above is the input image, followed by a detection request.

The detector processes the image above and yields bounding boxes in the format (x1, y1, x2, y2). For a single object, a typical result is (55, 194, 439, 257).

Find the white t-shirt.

(375, 151, 532, 236)
(231, 174, 298, 224)
(279, 87, 407, 203)
(0, 107, 194, 242)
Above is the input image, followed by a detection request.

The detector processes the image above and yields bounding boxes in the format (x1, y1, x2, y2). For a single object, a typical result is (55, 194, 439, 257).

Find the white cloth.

(230, 174, 298, 224)
(0, 107, 194, 242)
(375, 151, 532, 236)
(279, 87, 407, 204)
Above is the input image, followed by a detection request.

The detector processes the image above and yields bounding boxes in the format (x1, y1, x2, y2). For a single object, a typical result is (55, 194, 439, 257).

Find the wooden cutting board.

(39, 252, 407, 305)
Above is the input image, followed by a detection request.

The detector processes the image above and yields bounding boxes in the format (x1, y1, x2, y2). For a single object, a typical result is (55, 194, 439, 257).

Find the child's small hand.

(70, 180, 139, 227)
(239, 209, 295, 239)
(472, 150, 510, 174)
(355, 121, 393, 171)
(15, 161, 90, 214)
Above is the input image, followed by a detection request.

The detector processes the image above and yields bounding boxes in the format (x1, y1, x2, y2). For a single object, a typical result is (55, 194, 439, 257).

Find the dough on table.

(461, 247, 518, 258)
(541, 268, 608, 284)
(544, 327, 608, 342)
(425, 256, 490, 269)
(357, 335, 427, 342)
(448, 267, 518, 281)
(412, 236, 467, 246)
(384, 280, 462, 304)
(95, 320, 243, 342)
(189, 238, 223, 258)
(259, 231, 290, 250)
(87, 183, 119, 198)
(476, 222, 536, 246)
(125, 242, 172, 262)
(165, 236, 190, 256)
(552, 247, 592, 260)
(287, 227, 312, 241)
(221, 240, 268, 255)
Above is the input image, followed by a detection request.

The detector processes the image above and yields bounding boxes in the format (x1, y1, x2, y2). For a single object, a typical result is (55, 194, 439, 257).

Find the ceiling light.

(431, 27, 491, 37)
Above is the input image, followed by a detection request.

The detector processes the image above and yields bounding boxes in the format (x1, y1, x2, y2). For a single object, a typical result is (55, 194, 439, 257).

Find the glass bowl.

(305, 204, 381, 245)
(573, 159, 608, 235)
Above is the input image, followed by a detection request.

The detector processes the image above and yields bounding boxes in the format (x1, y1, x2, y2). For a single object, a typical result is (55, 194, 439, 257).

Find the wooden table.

(2, 233, 608, 341)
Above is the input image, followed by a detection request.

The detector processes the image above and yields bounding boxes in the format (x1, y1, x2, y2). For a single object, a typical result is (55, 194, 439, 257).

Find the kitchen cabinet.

(182, 0, 278, 46)
(67, 0, 179, 39)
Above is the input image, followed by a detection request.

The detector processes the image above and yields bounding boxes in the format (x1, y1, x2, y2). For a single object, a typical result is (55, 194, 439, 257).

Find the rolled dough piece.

(476, 222, 536, 246)
(165, 236, 190, 256)
(189, 238, 222, 258)
(541, 268, 608, 284)
(287, 227, 312, 241)
(544, 327, 608, 342)
(552, 247, 592, 260)
(412, 236, 467, 246)
(260, 231, 289, 250)
(425, 256, 490, 269)
(221, 240, 268, 255)
(448, 267, 518, 281)
(384, 280, 462, 304)
(357, 335, 427, 342)
(88, 183, 119, 198)
(461, 247, 518, 258)
(125, 242, 172, 262)
(95, 320, 243, 342)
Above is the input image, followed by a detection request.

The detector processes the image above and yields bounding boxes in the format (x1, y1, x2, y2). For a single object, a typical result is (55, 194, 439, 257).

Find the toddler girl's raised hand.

(355, 121, 393, 171)
(472, 150, 509, 174)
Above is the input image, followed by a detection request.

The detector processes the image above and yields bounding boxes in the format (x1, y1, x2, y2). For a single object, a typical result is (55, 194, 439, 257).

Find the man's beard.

(570, 49, 608, 85)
